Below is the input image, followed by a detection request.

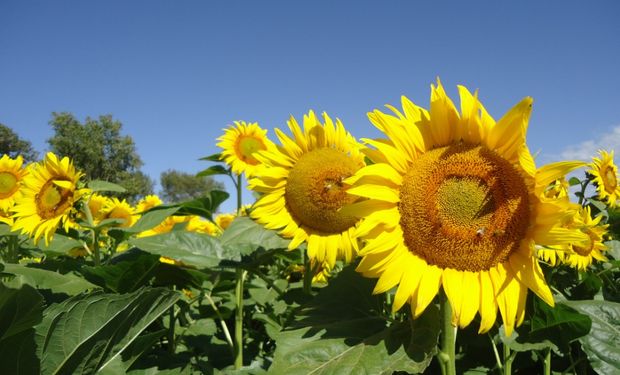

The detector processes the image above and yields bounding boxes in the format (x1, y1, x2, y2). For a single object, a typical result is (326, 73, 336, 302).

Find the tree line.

(0, 113, 223, 203)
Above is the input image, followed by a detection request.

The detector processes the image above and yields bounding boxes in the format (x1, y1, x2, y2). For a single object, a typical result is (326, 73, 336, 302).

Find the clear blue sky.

(1, 1, 619, 213)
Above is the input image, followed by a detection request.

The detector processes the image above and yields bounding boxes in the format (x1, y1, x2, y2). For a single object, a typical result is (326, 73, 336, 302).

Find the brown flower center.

(398, 143, 531, 271)
(285, 148, 360, 233)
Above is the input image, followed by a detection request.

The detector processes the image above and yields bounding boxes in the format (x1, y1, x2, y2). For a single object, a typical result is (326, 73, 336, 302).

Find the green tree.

(160, 169, 225, 203)
(47, 112, 153, 202)
(0, 123, 39, 162)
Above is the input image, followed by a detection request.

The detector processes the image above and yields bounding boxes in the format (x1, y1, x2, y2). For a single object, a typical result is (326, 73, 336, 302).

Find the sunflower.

(136, 194, 163, 213)
(249, 111, 365, 267)
(0, 154, 29, 211)
(86, 193, 110, 224)
(215, 213, 236, 230)
(0, 208, 13, 226)
(102, 198, 137, 228)
(589, 150, 620, 207)
(187, 216, 220, 235)
(344, 81, 587, 335)
(563, 206, 608, 270)
(217, 121, 275, 176)
(12, 153, 85, 245)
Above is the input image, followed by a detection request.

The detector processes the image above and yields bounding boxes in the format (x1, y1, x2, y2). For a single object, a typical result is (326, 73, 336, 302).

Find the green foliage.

(160, 169, 225, 203)
(0, 123, 39, 162)
(563, 300, 620, 374)
(47, 112, 153, 201)
(270, 267, 439, 374)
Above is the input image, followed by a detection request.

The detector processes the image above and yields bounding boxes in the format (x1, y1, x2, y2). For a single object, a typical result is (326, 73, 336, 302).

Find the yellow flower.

(217, 121, 275, 176)
(215, 213, 235, 230)
(0, 208, 13, 226)
(311, 260, 332, 284)
(136, 194, 163, 213)
(87, 193, 110, 224)
(589, 150, 620, 207)
(12, 153, 85, 245)
(249, 111, 366, 267)
(0, 154, 29, 211)
(543, 179, 569, 201)
(345, 81, 587, 336)
(186, 216, 220, 235)
(102, 197, 137, 228)
(563, 206, 608, 270)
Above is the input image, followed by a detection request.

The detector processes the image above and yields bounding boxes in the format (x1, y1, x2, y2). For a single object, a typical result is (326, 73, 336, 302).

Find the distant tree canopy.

(47, 112, 154, 202)
(160, 169, 225, 203)
(0, 123, 39, 162)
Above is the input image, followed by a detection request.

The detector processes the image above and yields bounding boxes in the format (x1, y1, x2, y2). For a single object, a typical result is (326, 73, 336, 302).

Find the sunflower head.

(217, 121, 275, 176)
(136, 194, 163, 213)
(0, 154, 29, 211)
(12, 153, 85, 245)
(589, 150, 620, 207)
(215, 213, 235, 230)
(249, 111, 366, 267)
(103, 197, 137, 228)
(563, 206, 609, 270)
(187, 216, 220, 235)
(346, 80, 587, 336)
(86, 193, 111, 224)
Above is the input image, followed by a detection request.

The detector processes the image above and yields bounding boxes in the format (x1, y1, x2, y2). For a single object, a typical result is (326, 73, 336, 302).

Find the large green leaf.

(513, 299, 591, 353)
(35, 287, 180, 375)
(562, 300, 620, 374)
(0, 283, 44, 375)
(32, 233, 84, 255)
(220, 217, 290, 256)
(269, 267, 438, 374)
(129, 231, 237, 268)
(2, 263, 97, 295)
(81, 251, 162, 292)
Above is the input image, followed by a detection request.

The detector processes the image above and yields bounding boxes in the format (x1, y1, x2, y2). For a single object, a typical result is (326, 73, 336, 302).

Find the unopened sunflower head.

(589, 150, 620, 207)
(217, 121, 275, 177)
(344, 80, 588, 336)
(12, 153, 86, 245)
(248, 111, 366, 268)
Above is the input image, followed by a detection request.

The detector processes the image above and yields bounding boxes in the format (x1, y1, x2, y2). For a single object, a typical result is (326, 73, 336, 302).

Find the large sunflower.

(345, 81, 587, 335)
(12, 153, 84, 245)
(217, 121, 275, 176)
(0, 154, 29, 211)
(589, 150, 620, 207)
(249, 111, 366, 267)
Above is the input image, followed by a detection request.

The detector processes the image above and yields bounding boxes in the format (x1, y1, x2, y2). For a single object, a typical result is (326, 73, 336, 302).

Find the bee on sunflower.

(344, 80, 588, 336)
(248, 111, 366, 268)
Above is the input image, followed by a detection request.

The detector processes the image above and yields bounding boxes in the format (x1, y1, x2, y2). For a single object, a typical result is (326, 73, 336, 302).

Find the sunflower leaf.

(196, 165, 229, 177)
(199, 153, 223, 162)
(88, 180, 127, 193)
(562, 300, 620, 374)
(220, 217, 290, 257)
(2, 263, 97, 295)
(269, 266, 438, 374)
(35, 287, 180, 375)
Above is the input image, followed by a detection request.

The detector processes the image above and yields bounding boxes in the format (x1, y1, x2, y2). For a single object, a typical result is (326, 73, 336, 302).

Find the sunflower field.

(1, 82, 620, 375)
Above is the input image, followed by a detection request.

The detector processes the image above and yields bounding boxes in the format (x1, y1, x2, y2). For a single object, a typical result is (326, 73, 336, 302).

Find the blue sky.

(1, 1, 619, 212)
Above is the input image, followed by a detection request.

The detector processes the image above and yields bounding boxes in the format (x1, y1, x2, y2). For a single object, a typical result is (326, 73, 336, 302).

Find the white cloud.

(558, 124, 620, 161)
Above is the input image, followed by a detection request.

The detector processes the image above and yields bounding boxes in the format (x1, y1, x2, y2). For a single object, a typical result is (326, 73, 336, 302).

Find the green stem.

(168, 305, 175, 354)
(204, 292, 234, 356)
(544, 348, 551, 375)
(234, 268, 246, 369)
(7, 235, 19, 263)
(503, 343, 515, 375)
(438, 292, 457, 375)
(233, 173, 245, 369)
(303, 249, 312, 295)
(488, 333, 503, 371)
(578, 179, 589, 206)
(82, 194, 100, 266)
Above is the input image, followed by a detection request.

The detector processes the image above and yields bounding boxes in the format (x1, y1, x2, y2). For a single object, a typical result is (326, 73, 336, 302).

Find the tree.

(160, 169, 225, 203)
(47, 112, 153, 202)
(0, 123, 39, 162)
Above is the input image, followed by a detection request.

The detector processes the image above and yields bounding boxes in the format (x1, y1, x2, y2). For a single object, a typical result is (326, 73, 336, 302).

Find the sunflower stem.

(168, 304, 176, 354)
(82, 194, 100, 266)
(503, 342, 515, 375)
(234, 268, 246, 369)
(6, 235, 19, 263)
(303, 249, 312, 295)
(438, 291, 457, 375)
(578, 179, 589, 206)
(233, 173, 244, 369)
(543, 348, 551, 375)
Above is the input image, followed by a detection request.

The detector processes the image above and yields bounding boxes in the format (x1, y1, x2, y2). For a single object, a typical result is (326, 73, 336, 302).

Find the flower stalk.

(438, 291, 457, 375)
(234, 173, 244, 369)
